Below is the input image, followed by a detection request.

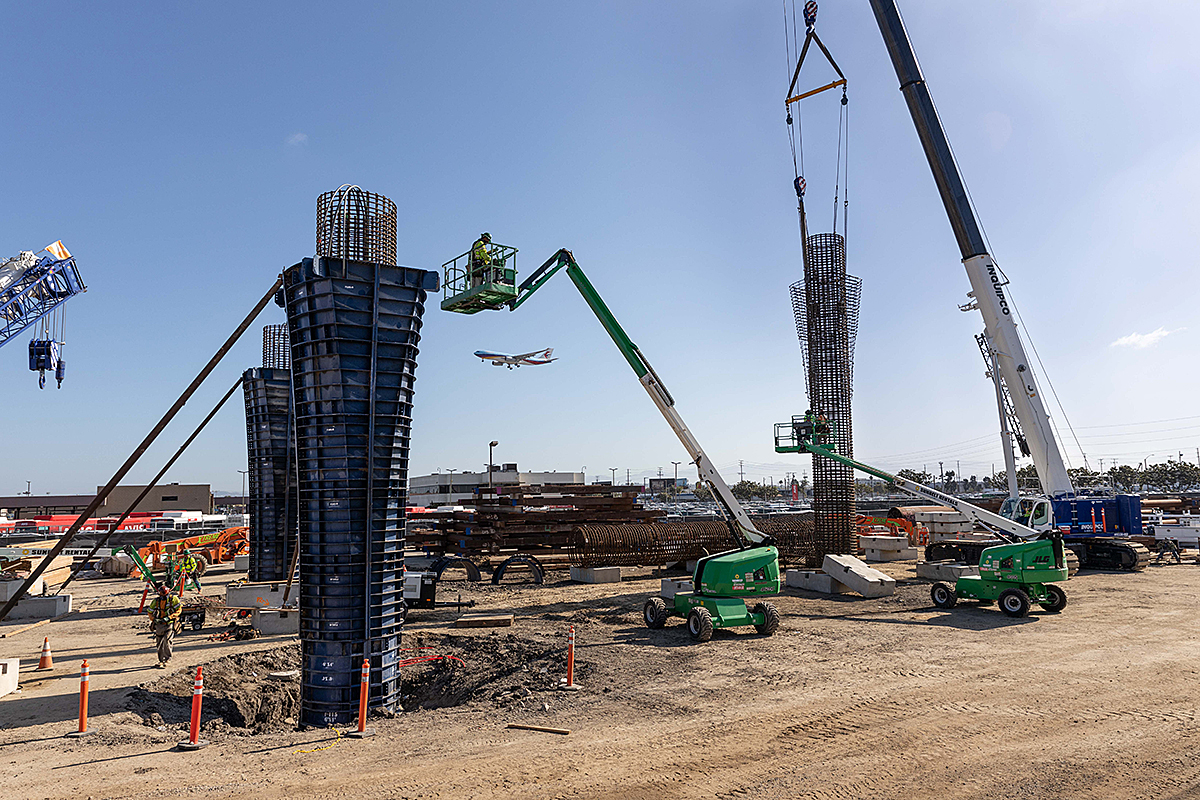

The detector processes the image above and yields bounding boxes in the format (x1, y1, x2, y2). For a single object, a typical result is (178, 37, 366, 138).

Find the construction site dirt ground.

(2, 559, 1199, 800)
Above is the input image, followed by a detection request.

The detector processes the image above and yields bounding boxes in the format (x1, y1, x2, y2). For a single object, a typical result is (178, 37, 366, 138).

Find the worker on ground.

(471, 232, 492, 286)
(1155, 537, 1182, 565)
(179, 547, 201, 591)
(147, 584, 183, 668)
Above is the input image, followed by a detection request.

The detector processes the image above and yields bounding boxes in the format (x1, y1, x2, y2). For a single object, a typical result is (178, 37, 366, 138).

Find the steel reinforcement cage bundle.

(791, 232, 861, 565)
(243, 366, 297, 582)
(284, 246, 438, 727)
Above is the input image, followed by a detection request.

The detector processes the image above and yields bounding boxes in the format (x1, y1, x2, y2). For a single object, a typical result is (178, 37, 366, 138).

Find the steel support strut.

(0, 276, 284, 622)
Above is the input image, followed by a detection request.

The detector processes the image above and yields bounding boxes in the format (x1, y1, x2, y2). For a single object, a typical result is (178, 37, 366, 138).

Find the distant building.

(408, 464, 585, 506)
(0, 483, 213, 520)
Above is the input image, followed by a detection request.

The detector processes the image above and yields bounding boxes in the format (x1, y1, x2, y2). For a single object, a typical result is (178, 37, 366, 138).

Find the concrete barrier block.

(570, 566, 621, 584)
(5, 594, 71, 620)
(233, 554, 250, 571)
(226, 581, 293, 609)
(864, 546, 920, 562)
(0, 659, 18, 699)
(0, 577, 44, 601)
(859, 534, 910, 551)
(916, 561, 979, 581)
(252, 608, 300, 636)
(821, 555, 896, 598)
(785, 569, 851, 594)
(660, 578, 693, 599)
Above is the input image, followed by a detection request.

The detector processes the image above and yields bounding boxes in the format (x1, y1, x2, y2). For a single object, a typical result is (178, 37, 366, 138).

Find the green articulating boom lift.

(774, 415, 1068, 618)
(443, 246, 781, 642)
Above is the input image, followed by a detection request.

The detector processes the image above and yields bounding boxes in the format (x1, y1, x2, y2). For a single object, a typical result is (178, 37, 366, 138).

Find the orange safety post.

(1101, 507, 1107, 533)
(1091, 507, 1098, 534)
(348, 658, 375, 738)
(138, 584, 150, 613)
(559, 625, 579, 691)
(177, 665, 209, 750)
(65, 660, 92, 737)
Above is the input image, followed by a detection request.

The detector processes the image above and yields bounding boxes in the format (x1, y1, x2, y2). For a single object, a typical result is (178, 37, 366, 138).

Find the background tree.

(692, 483, 712, 501)
(896, 468, 933, 485)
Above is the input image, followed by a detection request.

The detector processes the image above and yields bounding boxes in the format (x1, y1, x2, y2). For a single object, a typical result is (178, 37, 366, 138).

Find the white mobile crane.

(861, 0, 1149, 569)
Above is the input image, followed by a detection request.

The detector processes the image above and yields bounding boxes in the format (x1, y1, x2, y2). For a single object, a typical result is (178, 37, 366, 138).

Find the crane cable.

(783, 2, 848, 241)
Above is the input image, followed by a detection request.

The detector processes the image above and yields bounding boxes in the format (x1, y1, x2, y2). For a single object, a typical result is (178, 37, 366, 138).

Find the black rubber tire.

(191, 553, 209, 577)
(753, 602, 780, 636)
(1039, 584, 1067, 613)
(686, 607, 713, 642)
(432, 556, 482, 583)
(999, 588, 1031, 618)
(491, 554, 544, 585)
(930, 582, 958, 609)
(643, 597, 669, 629)
(190, 618, 203, 632)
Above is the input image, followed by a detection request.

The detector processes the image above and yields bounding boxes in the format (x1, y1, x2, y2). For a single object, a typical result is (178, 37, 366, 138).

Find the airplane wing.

(510, 348, 549, 361)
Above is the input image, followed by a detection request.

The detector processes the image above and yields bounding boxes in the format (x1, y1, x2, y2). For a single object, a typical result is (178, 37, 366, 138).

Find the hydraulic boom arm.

(512, 249, 767, 547)
(775, 418, 1041, 541)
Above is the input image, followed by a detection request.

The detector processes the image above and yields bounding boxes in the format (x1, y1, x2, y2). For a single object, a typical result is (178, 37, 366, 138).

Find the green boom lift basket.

(440, 242, 519, 314)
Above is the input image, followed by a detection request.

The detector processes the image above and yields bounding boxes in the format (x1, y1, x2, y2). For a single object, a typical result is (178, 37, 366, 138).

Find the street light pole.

(488, 441, 499, 488)
(671, 461, 681, 506)
(609, 467, 617, 485)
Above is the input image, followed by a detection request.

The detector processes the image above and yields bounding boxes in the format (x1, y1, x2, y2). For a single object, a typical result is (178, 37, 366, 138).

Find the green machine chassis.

(774, 415, 1068, 618)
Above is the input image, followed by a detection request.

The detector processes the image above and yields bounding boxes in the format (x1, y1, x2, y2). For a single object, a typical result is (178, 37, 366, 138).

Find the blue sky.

(3, 1, 1199, 495)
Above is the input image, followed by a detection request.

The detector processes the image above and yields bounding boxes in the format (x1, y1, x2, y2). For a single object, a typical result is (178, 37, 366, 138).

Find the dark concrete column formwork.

(790, 232, 862, 565)
(285, 185, 437, 727)
(243, 355, 297, 583)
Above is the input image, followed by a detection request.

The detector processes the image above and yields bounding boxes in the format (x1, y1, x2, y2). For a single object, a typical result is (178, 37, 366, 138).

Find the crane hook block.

(794, 176, 806, 198)
(803, 1, 818, 31)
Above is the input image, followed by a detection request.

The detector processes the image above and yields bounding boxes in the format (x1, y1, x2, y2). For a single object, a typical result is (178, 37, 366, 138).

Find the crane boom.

(867, 0, 1074, 497)
(511, 249, 767, 547)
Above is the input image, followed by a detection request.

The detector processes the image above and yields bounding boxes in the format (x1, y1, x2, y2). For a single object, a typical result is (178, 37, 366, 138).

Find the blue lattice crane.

(0, 241, 87, 387)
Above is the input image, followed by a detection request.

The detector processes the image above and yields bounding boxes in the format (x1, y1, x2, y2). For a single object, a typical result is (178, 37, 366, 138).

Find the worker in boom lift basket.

(147, 584, 182, 668)
(470, 232, 493, 286)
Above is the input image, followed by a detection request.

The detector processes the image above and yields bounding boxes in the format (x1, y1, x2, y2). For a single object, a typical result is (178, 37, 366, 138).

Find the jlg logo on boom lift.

(987, 265, 1011, 316)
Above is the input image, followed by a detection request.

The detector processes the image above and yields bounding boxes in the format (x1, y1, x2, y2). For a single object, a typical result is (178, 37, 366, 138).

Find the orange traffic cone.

(37, 636, 54, 670)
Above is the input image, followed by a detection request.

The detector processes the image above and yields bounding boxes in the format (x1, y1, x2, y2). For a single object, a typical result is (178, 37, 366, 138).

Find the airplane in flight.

(474, 347, 557, 369)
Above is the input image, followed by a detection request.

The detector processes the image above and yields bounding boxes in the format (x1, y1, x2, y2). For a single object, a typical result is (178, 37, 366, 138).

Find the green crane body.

(443, 246, 781, 640)
(774, 415, 1068, 617)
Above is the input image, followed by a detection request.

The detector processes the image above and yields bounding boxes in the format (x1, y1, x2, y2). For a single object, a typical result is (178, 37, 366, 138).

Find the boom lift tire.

(1039, 584, 1067, 613)
(753, 601, 780, 635)
(930, 582, 957, 609)
(643, 597, 669, 629)
(191, 553, 209, 577)
(687, 607, 714, 642)
(999, 588, 1031, 618)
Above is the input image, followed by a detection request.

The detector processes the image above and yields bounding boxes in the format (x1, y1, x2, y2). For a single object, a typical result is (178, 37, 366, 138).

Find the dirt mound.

(128, 645, 301, 734)
(125, 631, 581, 734)
(400, 630, 580, 710)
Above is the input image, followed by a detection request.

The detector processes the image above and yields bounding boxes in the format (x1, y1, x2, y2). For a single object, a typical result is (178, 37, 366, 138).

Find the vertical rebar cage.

(243, 366, 297, 582)
(262, 323, 291, 371)
(287, 187, 438, 727)
(315, 185, 397, 267)
(791, 232, 861, 565)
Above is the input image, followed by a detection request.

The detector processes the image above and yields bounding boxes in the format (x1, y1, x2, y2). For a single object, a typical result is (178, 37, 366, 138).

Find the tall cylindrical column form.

(243, 366, 297, 582)
(287, 187, 437, 726)
(791, 232, 861, 565)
